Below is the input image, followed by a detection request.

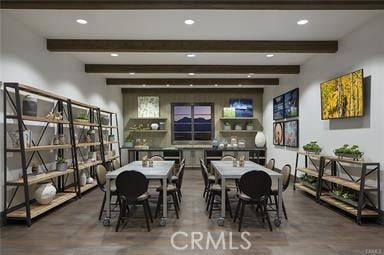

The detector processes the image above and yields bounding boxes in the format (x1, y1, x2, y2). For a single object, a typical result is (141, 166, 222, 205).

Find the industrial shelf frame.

(100, 109, 121, 166)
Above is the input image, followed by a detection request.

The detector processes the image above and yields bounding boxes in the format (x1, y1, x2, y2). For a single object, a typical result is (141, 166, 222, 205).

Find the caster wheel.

(217, 217, 225, 226)
(103, 217, 111, 226)
(274, 218, 281, 227)
(160, 217, 167, 226)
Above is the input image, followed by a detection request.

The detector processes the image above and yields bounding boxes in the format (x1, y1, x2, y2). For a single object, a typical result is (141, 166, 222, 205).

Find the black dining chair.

(234, 170, 273, 232)
(269, 164, 291, 220)
(96, 164, 120, 220)
(171, 163, 185, 202)
(200, 158, 216, 201)
(115, 171, 153, 232)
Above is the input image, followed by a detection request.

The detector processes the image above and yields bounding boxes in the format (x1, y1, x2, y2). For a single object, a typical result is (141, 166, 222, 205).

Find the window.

(172, 103, 214, 143)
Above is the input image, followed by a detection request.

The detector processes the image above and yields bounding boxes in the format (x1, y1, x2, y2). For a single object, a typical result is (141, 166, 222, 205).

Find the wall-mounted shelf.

(128, 130, 167, 133)
(220, 117, 257, 120)
(129, 117, 167, 121)
(220, 130, 259, 133)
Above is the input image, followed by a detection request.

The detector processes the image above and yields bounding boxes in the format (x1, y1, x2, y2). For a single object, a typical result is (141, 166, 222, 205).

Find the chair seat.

(137, 192, 150, 201)
(211, 184, 230, 192)
(208, 175, 216, 182)
(238, 192, 268, 202)
(171, 175, 178, 181)
(156, 184, 177, 192)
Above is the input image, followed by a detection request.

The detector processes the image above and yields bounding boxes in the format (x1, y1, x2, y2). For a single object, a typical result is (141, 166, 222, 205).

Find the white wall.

(263, 14, 384, 208)
(0, 13, 123, 212)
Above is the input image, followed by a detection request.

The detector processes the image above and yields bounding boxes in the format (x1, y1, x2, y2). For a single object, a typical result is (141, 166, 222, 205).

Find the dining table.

(211, 160, 283, 227)
(102, 160, 175, 227)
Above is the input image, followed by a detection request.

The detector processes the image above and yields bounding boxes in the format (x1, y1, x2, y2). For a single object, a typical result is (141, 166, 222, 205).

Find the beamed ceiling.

(2, 6, 383, 89)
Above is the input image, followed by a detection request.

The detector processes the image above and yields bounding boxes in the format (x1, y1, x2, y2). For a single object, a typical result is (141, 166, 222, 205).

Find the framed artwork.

(284, 120, 299, 148)
(273, 122, 284, 146)
(138, 96, 160, 118)
(284, 88, 299, 118)
(273, 95, 285, 120)
(229, 99, 253, 117)
(321, 69, 364, 120)
(223, 107, 236, 118)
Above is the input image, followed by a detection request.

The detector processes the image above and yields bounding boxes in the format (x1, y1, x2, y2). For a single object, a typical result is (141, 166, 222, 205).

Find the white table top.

(211, 160, 281, 179)
(106, 161, 175, 179)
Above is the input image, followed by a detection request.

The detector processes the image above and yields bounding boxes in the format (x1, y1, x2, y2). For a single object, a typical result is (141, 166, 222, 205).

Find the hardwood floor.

(1, 169, 383, 255)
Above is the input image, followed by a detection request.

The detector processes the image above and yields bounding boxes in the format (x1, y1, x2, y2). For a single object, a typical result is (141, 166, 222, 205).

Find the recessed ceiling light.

(76, 19, 88, 25)
(247, 74, 253, 78)
(214, 84, 218, 87)
(189, 84, 193, 87)
(184, 19, 195, 25)
(129, 72, 135, 75)
(166, 84, 170, 87)
(266, 54, 275, 58)
(238, 84, 243, 87)
(142, 84, 146, 87)
(297, 19, 309, 25)
(110, 53, 119, 57)
(186, 53, 196, 58)
(188, 72, 195, 76)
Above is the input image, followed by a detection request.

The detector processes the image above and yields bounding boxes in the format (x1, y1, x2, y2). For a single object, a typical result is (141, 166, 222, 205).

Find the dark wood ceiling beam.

(47, 40, 338, 53)
(122, 88, 264, 93)
(106, 78, 279, 85)
(2, 1, 384, 10)
(85, 64, 300, 74)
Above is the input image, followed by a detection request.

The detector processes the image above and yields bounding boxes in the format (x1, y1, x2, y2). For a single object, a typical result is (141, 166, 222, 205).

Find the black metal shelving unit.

(100, 109, 121, 166)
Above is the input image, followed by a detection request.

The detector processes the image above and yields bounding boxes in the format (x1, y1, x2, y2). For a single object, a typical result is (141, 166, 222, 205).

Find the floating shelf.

(294, 183, 317, 197)
(297, 167, 319, 177)
(320, 195, 378, 217)
(7, 192, 77, 219)
(322, 175, 377, 191)
(129, 117, 167, 120)
(220, 117, 257, 120)
(7, 169, 75, 186)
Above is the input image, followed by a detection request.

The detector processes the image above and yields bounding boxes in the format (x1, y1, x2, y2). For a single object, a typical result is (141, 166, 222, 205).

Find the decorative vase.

(80, 172, 87, 186)
(35, 183, 56, 205)
(151, 123, 159, 130)
(22, 95, 38, 116)
(255, 132, 266, 148)
(86, 177, 94, 184)
(159, 122, 165, 130)
(56, 162, 68, 171)
(235, 124, 242, 131)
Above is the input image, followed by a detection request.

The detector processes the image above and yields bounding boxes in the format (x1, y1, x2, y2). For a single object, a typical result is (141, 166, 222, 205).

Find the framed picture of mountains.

(229, 98, 253, 117)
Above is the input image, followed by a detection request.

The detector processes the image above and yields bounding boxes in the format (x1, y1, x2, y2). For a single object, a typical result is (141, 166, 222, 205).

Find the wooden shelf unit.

(7, 169, 74, 186)
(293, 151, 381, 224)
(100, 109, 121, 167)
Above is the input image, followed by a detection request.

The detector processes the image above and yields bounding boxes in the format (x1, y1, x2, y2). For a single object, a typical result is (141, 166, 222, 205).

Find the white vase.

(151, 123, 159, 130)
(80, 172, 87, 186)
(86, 177, 94, 184)
(255, 132, 266, 148)
(35, 183, 56, 205)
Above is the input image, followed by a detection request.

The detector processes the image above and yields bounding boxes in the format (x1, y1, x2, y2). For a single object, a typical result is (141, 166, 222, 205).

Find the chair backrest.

(281, 164, 292, 191)
(265, 158, 275, 170)
(96, 164, 107, 188)
(149, 155, 164, 161)
(178, 163, 186, 188)
(221, 155, 236, 161)
(199, 158, 209, 187)
(239, 170, 271, 200)
(112, 159, 120, 170)
(116, 171, 149, 202)
(181, 158, 186, 166)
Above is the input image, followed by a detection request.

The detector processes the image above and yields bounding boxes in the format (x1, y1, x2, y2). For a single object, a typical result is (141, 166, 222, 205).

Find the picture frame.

(284, 88, 299, 118)
(229, 98, 253, 117)
(273, 122, 284, 146)
(138, 96, 160, 118)
(284, 119, 299, 148)
(273, 95, 285, 120)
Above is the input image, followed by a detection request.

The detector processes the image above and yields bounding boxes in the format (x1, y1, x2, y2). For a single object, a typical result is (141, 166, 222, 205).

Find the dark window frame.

(171, 103, 214, 144)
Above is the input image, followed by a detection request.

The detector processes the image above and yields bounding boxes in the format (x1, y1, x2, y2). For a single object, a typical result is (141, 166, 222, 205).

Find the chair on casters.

(234, 170, 273, 232)
(200, 159, 216, 201)
(265, 158, 275, 171)
(171, 163, 185, 202)
(96, 164, 119, 221)
(115, 171, 153, 232)
(154, 182, 180, 219)
(112, 159, 120, 170)
(269, 164, 291, 220)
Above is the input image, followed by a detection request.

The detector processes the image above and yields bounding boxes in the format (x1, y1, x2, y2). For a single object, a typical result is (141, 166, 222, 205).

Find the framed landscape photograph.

(284, 120, 299, 148)
(273, 95, 285, 120)
(284, 88, 299, 118)
(273, 122, 284, 146)
(229, 98, 253, 117)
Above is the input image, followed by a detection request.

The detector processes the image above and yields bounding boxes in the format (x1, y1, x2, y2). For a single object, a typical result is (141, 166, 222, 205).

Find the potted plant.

(101, 116, 110, 125)
(75, 112, 88, 123)
(234, 123, 242, 131)
(303, 141, 322, 154)
(246, 121, 254, 131)
(223, 122, 232, 131)
(330, 187, 363, 208)
(108, 134, 115, 142)
(124, 134, 135, 148)
(299, 173, 317, 190)
(334, 144, 364, 160)
(56, 156, 68, 171)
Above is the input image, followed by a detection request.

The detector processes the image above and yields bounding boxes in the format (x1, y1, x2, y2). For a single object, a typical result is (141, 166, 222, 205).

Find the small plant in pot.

(303, 141, 322, 154)
(331, 187, 363, 208)
(223, 122, 232, 131)
(56, 156, 68, 171)
(108, 134, 115, 142)
(246, 121, 254, 131)
(124, 134, 135, 148)
(75, 112, 88, 123)
(334, 144, 364, 160)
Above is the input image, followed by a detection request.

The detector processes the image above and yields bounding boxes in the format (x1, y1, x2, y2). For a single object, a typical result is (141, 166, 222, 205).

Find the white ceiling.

(4, 10, 382, 87)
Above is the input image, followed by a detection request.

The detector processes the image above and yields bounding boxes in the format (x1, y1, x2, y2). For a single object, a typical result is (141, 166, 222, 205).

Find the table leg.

(160, 176, 168, 226)
(218, 177, 226, 226)
(274, 176, 283, 227)
(103, 178, 111, 226)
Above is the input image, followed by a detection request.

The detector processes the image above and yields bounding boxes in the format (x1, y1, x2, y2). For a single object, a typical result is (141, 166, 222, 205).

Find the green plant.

(335, 144, 363, 156)
(332, 187, 357, 201)
(246, 121, 253, 126)
(224, 122, 231, 126)
(77, 112, 88, 120)
(303, 141, 321, 151)
(56, 156, 66, 164)
(299, 173, 317, 184)
(125, 134, 134, 142)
